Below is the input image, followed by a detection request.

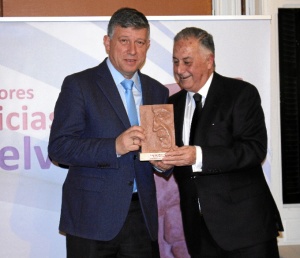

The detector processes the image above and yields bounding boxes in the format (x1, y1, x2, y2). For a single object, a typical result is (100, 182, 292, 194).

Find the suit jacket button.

(133, 155, 137, 160)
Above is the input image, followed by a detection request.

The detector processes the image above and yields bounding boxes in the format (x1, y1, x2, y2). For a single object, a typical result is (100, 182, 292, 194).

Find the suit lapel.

(193, 72, 224, 145)
(140, 72, 164, 106)
(95, 61, 131, 128)
(139, 75, 152, 105)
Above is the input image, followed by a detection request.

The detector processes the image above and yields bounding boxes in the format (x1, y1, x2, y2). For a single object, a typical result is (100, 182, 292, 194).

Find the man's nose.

(175, 62, 185, 74)
(127, 42, 137, 55)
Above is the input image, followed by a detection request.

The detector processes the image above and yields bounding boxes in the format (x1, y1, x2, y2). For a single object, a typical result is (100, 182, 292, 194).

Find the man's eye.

(136, 41, 145, 46)
(120, 39, 129, 44)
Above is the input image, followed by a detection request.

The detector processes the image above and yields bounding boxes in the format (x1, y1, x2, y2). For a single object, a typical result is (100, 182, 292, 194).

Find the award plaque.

(139, 104, 176, 161)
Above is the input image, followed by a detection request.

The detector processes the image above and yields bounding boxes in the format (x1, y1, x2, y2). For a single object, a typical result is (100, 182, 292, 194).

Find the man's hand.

(162, 146, 197, 166)
(116, 126, 145, 155)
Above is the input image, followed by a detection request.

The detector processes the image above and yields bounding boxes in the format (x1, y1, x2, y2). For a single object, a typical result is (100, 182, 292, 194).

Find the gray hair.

(107, 7, 150, 38)
(174, 27, 215, 56)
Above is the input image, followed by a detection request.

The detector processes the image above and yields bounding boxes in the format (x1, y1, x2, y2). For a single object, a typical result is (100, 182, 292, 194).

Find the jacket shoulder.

(64, 61, 106, 81)
(140, 73, 167, 87)
(214, 73, 258, 93)
(139, 73, 169, 97)
(168, 89, 186, 103)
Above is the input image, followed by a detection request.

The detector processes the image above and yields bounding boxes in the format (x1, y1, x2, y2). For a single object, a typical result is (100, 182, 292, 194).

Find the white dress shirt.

(183, 73, 213, 172)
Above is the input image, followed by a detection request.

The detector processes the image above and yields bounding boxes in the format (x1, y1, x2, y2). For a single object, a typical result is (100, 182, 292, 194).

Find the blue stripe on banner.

(147, 40, 173, 76)
(148, 21, 175, 76)
(0, 22, 99, 88)
(151, 21, 176, 38)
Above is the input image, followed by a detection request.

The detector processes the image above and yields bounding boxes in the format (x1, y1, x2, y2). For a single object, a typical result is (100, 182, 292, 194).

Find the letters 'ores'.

(139, 104, 175, 161)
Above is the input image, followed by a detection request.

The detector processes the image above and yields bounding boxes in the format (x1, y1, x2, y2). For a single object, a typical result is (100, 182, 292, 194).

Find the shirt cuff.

(153, 166, 164, 173)
(192, 146, 202, 172)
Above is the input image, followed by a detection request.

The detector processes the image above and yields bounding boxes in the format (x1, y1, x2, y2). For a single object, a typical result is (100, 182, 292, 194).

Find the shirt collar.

(188, 72, 214, 102)
(106, 58, 141, 92)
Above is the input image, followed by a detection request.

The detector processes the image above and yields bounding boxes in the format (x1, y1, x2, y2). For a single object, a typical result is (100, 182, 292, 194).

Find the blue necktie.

(121, 79, 138, 193)
(121, 79, 139, 126)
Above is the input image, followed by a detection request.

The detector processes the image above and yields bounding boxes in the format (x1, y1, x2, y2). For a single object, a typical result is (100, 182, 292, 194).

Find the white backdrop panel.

(0, 16, 271, 257)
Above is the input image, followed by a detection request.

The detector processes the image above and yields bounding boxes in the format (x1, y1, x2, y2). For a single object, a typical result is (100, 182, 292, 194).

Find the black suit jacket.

(48, 59, 169, 241)
(169, 72, 283, 252)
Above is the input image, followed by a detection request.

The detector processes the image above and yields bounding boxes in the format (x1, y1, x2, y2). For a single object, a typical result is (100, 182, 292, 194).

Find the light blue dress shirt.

(106, 58, 143, 123)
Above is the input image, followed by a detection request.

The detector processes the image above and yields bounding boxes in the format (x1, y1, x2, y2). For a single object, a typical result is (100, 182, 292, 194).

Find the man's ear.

(207, 53, 215, 70)
(103, 35, 110, 54)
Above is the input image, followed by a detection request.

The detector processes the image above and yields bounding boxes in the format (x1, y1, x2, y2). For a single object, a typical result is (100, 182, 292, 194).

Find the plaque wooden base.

(139, 104, 175, 161)
(139, 152, 166, 161)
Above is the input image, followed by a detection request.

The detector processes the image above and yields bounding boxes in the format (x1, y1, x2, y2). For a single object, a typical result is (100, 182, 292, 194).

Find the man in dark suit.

(158, 27, 283, 257)
(48, 8, 169, 258)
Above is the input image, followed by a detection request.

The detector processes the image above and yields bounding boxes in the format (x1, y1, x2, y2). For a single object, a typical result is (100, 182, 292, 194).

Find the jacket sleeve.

(48, 75, 119, 169)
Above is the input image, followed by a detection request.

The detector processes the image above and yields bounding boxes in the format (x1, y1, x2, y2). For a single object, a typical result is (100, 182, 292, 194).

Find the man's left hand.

(162, 146, 197, 166)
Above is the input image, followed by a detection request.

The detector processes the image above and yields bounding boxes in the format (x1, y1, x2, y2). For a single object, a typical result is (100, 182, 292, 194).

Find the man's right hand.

(115, 126, 145, 155)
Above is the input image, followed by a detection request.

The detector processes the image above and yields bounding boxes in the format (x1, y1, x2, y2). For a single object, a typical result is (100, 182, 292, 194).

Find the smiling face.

(104, 26, 150, 79)
(173, 37, 214, 93)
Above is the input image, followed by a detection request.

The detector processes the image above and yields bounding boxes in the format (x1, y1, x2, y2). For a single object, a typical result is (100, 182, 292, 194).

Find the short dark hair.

(107, 7, 150, 38)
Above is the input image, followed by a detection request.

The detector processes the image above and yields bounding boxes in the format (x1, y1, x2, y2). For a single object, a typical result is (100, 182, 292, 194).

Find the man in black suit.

(48, 7, 170, 258)
(157, 27, 283, 257)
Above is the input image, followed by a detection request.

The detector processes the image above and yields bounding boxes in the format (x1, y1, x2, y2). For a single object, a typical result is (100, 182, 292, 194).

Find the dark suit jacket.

(48, 59, 169, 241)
(169, 72, 283, 252)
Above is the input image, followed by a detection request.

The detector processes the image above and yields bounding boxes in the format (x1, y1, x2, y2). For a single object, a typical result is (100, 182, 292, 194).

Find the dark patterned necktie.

(189, 93, 202, 145)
